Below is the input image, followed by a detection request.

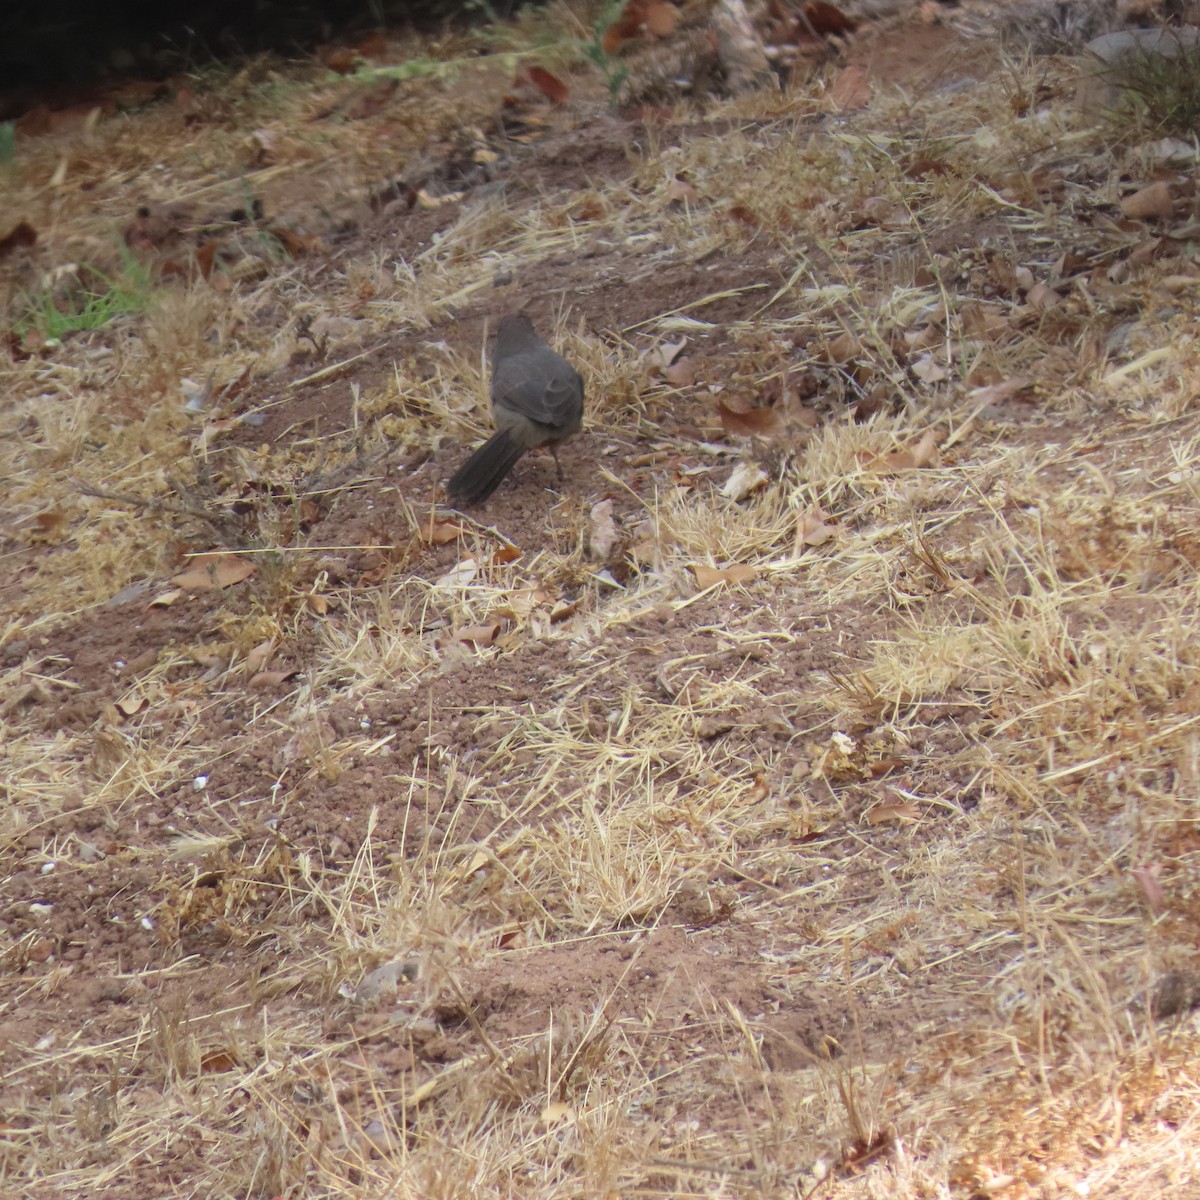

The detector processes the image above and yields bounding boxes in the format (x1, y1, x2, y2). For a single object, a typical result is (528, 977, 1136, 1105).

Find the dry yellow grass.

(3, 4, 1200, 1198)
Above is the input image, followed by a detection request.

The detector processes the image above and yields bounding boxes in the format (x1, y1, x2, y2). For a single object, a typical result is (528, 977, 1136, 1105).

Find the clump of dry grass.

(6, 11, 1200, 1200)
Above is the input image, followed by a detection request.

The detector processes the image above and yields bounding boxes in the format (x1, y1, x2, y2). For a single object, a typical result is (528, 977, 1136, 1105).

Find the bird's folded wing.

(494, 361, 581, 426)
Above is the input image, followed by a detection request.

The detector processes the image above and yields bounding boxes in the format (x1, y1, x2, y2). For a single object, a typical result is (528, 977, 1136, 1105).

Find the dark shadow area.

(0, 0, 524, 92)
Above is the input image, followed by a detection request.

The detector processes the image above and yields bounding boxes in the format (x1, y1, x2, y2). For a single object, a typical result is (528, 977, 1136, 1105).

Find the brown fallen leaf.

(795, 507, 835, 550)
(266, 225, 324, 258)
(115, 694, 147, 718)
(692, 563, 757, 588)
(455, 623, 501, 647)
(1130, 863, 1166, 915)
(644, 0, 680, 35)
(804, 0, 858, 34)
(249, 669, 298, 689)
(243, 639, 276, 676)
(663, 357, 696, 386)
(589, 499, 620, 561)
(865, 801, 920, 825)
(866, 428, 942, 472)
(422, 516, 466, 545)
(665, 176, 699, 204)
(827, 64, 871, 111)
(0, 221, 37, 258)
(172, 554, 257, 591)
(525, 66, 569, 105)
(1025, 280, 1061, 310)
(825, 330, 862, 363)
(967, 376, 1034, 405)
(719, 400, 783, 438)
(493, 586, 552, 620)
(722, 462, 769, 500)
(1120, 180, 1174, 221)
(31, 510, 68, 543)
(959, 302, 1009, 336)
(910, 354, 949, 384)
(602, 0, 647, 53)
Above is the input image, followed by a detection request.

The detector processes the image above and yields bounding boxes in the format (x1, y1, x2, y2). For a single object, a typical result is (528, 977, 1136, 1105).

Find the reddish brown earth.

(4, 6, 1200, 1197)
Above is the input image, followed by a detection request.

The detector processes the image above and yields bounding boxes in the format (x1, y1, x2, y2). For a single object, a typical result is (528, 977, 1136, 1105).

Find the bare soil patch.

(4, 3, 1200, 1197)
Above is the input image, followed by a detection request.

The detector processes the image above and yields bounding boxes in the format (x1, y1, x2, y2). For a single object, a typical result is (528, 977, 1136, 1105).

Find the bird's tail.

(446, 429, 527, 505)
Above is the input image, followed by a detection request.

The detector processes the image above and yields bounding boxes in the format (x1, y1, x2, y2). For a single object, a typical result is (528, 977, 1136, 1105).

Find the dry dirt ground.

(4, 3, 1200, 1197)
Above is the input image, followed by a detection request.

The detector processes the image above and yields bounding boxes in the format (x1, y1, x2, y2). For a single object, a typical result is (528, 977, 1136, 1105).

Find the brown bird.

(447, 314, 585, 505)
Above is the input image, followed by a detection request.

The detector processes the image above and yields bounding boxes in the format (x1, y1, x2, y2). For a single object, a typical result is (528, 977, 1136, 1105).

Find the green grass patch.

(19, 250, 155, 340)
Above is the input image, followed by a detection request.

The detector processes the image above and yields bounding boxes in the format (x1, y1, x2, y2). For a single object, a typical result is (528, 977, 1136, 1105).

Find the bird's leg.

(551, 445, 565, 480)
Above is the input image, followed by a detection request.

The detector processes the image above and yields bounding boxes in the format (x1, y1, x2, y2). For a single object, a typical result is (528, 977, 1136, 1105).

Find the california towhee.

(446, 314, 584, 505)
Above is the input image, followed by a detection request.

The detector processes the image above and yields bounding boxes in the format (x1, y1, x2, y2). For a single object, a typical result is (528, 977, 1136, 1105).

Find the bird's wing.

(494, 360, 582, 427)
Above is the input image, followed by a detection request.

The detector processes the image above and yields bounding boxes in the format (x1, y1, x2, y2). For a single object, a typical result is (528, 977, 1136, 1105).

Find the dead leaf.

(492, 544, 522, 566)
(644, 337, 689, 378)
(665, 176, 699, 204)
(959, 302, 1009, 337)
(722, 461, 770, 500)
(804, 0, 858, 34)
(644, 0, 680, 35)
(663, 357, 696, 386)
(541, 1102, 577, 1127)
(422, 516, 466, 545)
(718, 400, 783, 438)
(249, 669, 298, 689)
(825, 330, 861, 363)
(525, 66, 569, 105)
(456, 623, 500, 648)
(0, 221, 37, 258)
(795, 508, 835, 549)
(243, 639, 275, 676)
(910, 354, 949, 384)
(436, 560, 479, 589)
(550, 600, 578, 623)
(1120, 181, 1175, 221)
(692, 564, 757, 588)
(602, 1, 647, 53)
(865, 801, 920, 825)
(148, 589, 183, 608)
(172, 554, 257, 591)
(493, 586, 552, 620)
(200, 1049, 240, 1074)
(967, 377, 1033, 405)
(589, 499, 620, 561)
(266, 225, 324, 258)
(115, 694, 147, 718)
(30, 510, 68, 543)
(868, 428, 942, 472)
(1130, 864, 1166, 915)
(827, 64, 871, 111)
(245, 128, 276, 167)
(1025, 280, 1060, 310)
